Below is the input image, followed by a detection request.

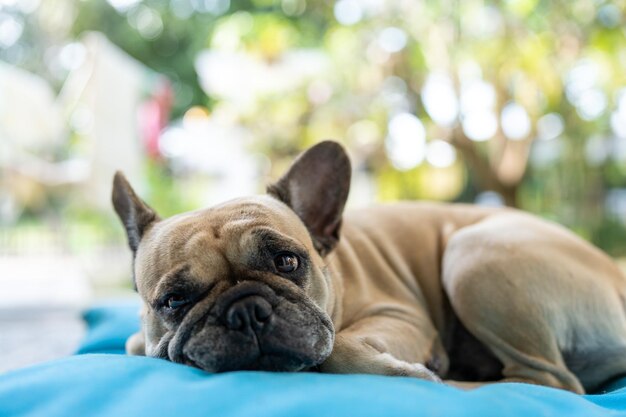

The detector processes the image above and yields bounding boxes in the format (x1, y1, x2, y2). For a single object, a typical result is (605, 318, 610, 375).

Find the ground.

(0, 253, 134, 372)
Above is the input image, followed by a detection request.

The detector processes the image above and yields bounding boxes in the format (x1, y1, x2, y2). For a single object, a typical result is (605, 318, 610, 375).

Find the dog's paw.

(378, 353, 442, 382)
(406, 362, 442, 383)
(125, 331, 146, 356)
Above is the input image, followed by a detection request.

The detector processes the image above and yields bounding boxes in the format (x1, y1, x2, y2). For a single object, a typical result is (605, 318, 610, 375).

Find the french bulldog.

(112, 140, 626, 393)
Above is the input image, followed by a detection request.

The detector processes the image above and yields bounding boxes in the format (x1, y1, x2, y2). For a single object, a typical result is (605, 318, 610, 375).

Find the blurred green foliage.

(4, 0, 626, 255)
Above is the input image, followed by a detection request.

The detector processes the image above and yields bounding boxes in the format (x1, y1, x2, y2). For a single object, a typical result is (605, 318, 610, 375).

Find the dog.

(112, 140, 626, 393)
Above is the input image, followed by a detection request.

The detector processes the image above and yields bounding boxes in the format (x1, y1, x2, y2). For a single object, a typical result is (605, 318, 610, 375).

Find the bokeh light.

(536, 113, 564, 141)
(334, 0, 362, 25)
(462, 111, 498, 142)
(426, 140, 457, 168)
(385, 113, 426, 171)
(0, 13, 23, 48)
(377, 27, 407, 53)
(501, 102, 531, 141)
(422, 73, 458, 127)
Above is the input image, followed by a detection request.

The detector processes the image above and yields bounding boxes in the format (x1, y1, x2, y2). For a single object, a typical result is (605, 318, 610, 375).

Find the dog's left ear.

(268, 140, 351, 256)
(112, 171, 160, 254)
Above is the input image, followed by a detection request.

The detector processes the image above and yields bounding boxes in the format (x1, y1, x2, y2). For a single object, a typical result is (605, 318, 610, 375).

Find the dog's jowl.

(113, 141, 626, 393)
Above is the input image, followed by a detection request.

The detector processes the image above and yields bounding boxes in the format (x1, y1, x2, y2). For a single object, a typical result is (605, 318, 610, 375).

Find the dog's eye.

(274, 252, 299, 273)
(165, 294, 189, 310)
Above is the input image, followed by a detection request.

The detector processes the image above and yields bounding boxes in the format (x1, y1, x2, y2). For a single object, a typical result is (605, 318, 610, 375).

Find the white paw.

(378, 353, 442, 382)
(407, 362, 442, 383)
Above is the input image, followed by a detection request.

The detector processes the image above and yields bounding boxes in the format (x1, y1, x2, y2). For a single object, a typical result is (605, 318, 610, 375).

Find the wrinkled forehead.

(135, 196, 311, 291)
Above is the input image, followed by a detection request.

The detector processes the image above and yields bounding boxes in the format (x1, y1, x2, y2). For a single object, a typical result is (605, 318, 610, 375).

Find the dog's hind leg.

(443, 274, 585, 393)
(440, 215, 595, 393)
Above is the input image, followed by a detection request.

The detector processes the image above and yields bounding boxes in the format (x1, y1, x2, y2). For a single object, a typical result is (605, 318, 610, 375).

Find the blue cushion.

(2, 302, 626, 417)
(76, 302, 140, 355)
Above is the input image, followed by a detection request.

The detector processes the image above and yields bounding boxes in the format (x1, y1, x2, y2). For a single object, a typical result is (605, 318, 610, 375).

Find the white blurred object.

(106, 0, 141, 12)
(0, 12, 24, 48)
(530, 138, 564, 168)
(576, 88, 607, 121)
(0, 61, 88, 198)
(611, 88, 626, 139)
(159, 107, 258, 205)
(421, 72, 458, 127)
(58, 32, 148, 209)
(475, 191, 504, 207)
(0, 255, 92, 308)
(462, 110, 497, 142)
(426, 140, 456, 168)
(385, 113, 426, 170)
(585, 135, 610, 166)
(501, 102, 531, 141)
(460, 79, 496, 114)
(537, 113, 564, 141)
(1, 32, 152, 211)
(378, 27, 407, 53)
(606, 188, 626, 222)
(565, 59, 607, 121)
(0, 61, 65, 151)
(195, 49, 330, 111)
(459, 78, 498, 142)
(334, 0, 363, 25)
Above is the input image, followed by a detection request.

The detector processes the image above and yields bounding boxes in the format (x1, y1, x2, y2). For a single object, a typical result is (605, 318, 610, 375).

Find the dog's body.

(324, 202, 626, 393)
(113, 141, 626, 394)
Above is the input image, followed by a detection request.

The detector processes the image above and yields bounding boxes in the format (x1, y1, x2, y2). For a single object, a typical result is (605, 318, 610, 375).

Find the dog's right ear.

(112, 171, 160, 253)
(267, 141, 351, 256)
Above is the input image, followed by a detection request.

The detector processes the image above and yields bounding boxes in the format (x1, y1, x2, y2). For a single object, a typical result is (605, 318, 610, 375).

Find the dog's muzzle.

(168, 280, 334, 373)
(213, 281, 279, 331)
(223, 295, 273, 331)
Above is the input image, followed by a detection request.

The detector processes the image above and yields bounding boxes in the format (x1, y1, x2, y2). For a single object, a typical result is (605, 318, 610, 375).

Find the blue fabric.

(2, 303, 626, 417)
(76, 302, 140, 355)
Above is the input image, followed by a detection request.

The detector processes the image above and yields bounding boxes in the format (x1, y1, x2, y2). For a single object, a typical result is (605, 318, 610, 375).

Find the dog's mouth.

(166, 282, 334, 373)
(183, 319, 328, 372)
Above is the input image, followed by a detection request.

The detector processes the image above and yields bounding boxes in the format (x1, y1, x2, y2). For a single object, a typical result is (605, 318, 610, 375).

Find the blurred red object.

(138, 77, 174, 160)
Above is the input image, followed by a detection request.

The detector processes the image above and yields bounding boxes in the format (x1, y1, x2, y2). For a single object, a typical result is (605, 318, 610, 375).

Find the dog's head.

(112, 141, 351, 372)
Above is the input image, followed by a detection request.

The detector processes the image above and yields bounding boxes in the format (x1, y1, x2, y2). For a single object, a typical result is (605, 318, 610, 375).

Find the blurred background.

(1, 0, 626, 369)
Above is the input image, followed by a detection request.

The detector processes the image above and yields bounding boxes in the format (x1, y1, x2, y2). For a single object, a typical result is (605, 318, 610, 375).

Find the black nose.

(224, 296, 273, 331)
